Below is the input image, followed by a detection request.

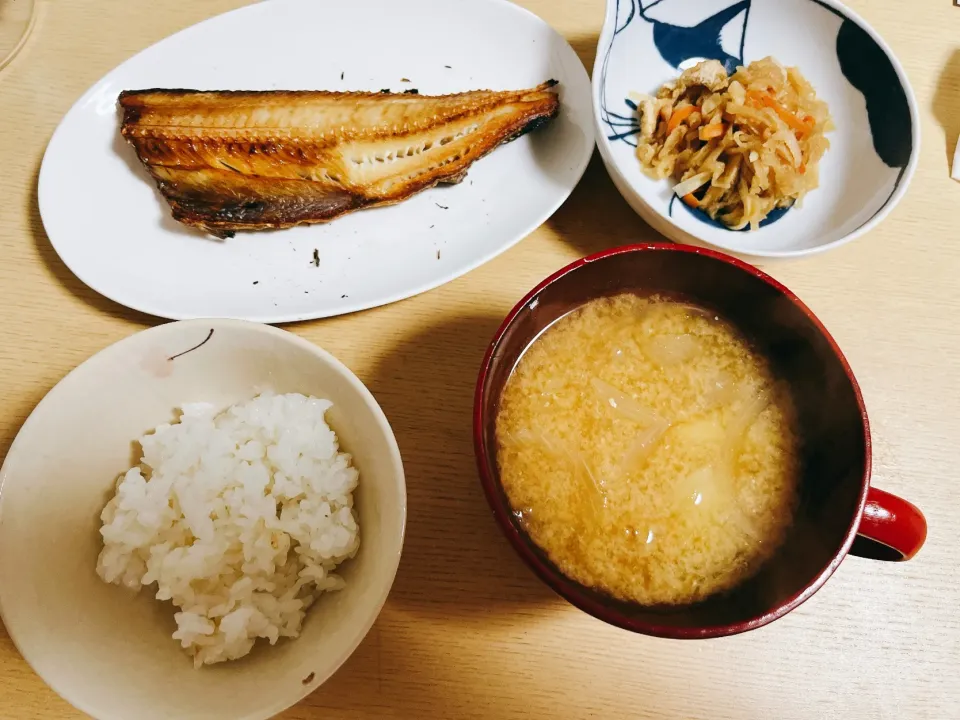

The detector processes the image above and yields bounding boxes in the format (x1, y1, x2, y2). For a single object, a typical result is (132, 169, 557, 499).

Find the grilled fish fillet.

(118, 82, 560, 236)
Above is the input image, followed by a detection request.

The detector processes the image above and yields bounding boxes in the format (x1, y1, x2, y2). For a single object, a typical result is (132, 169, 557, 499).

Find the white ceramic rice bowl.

(0, 320, 406, 720)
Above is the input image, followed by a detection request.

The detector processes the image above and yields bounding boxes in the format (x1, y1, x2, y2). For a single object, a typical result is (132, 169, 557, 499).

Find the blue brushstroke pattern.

(643, 0, 749, 72)
(599, 0, 642, 146)
(835, 19, 912, 168)
(670, 194, 792, 229)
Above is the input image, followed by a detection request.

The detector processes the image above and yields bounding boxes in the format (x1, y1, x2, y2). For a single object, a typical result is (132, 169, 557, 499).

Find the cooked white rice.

(96, 392, 360, 667)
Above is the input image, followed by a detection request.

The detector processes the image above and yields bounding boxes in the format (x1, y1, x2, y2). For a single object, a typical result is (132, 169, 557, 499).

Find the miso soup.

(496, 294, 800, 605)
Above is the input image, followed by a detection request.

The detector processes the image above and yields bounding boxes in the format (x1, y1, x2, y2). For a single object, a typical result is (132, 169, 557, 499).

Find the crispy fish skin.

(118, 82, 559, 236)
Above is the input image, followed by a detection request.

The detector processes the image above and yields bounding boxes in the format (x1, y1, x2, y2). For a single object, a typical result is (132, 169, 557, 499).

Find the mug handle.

(851, 487, 927, 561)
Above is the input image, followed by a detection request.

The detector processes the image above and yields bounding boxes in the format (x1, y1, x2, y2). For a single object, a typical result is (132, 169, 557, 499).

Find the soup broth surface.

(496, 294, 800, 605)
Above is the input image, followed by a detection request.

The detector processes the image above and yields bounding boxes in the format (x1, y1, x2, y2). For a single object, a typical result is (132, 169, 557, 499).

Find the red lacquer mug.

(474, 244, 927, 638)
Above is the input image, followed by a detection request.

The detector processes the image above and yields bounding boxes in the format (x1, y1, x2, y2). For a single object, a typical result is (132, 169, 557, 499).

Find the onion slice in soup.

(621, 422, 669, 473)
(590, 378, 667, 427)
(642, 333, 700, 366)
(591, 377, 670, 475)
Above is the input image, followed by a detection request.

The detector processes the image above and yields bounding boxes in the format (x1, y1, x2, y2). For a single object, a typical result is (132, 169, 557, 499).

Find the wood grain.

(0, 1, 957, 718)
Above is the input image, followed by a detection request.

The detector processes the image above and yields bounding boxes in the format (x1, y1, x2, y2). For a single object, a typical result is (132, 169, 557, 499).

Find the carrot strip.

(667, 105, 697, 134)
(699, 122, 726, 140)
(798, 115, 817, 133)
(745, 90, 763, 109)
(746, 91, 815, 136)
(682, 193, 700, 208)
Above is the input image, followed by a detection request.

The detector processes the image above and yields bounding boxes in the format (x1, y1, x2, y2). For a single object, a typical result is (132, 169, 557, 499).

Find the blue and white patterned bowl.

(592, 0, 920, 258)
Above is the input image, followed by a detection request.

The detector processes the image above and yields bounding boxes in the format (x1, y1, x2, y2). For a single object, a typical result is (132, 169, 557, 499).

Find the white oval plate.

(39, 0, 593, 323)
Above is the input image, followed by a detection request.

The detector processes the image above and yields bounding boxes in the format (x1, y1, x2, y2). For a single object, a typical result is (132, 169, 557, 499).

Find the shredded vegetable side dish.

(633, 58, 833, 230)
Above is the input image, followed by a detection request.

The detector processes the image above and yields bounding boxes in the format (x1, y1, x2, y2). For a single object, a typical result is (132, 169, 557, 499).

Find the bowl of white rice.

(0, 319, 406, 720)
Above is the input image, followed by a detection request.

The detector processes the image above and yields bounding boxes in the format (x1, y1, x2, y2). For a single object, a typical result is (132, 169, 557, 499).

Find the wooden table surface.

(1, 0, 957, 718)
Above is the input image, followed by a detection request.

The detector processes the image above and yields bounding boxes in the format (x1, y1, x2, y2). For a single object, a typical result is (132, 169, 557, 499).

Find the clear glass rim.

(0, 0, 38, 73)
